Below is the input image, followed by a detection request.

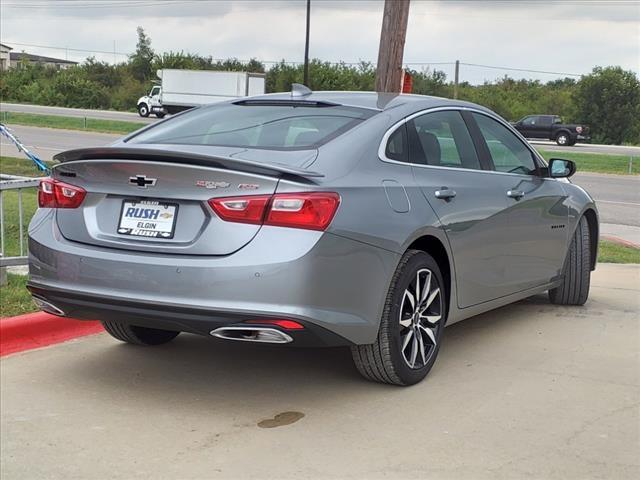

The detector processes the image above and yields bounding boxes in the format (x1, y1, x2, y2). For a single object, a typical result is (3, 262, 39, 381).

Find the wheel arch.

(406, 234, 453, 315)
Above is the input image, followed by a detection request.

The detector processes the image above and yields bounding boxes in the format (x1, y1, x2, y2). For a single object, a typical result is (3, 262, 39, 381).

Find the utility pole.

(453, 60, 460, 99)
(303, 0, 311, 86)
(375, 0, 410, 93)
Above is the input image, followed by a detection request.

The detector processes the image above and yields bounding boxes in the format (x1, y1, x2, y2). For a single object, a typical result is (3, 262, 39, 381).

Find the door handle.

(507, 189, 525, 200)
(435, 187, 457, 200)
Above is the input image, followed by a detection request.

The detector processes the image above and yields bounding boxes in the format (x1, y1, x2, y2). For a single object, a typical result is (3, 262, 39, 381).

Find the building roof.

(0, 43, 13, 50)
(9, 52, 77, 64)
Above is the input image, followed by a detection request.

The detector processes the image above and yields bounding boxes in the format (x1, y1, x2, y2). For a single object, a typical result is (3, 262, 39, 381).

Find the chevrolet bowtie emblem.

(129, 175, 157, 188)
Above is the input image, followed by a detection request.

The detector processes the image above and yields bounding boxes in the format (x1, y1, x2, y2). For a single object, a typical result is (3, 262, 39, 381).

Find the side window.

(522, 116, 537, 126)
(472, 113, 537, 175)
(538, 116, 552, 127)
(407, 111, 481, 170)
(385, 124, 408, 162)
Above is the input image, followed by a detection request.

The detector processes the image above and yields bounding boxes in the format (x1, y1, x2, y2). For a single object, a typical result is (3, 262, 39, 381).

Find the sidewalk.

(601, 223, 640, 248)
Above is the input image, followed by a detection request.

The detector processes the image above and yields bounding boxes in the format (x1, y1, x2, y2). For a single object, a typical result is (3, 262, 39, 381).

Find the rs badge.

(196, 180, 231, 189)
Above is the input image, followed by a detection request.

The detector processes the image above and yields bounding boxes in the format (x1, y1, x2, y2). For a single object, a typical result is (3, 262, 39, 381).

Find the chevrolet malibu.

(27, 88, 598, 385)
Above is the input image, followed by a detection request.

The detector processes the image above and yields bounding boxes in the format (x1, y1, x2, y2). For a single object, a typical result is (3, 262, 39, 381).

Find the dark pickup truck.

(512, 115, 590, 146)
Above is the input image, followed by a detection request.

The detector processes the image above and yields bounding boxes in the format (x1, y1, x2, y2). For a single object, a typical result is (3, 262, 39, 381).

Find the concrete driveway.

(1, 263, 639, 479)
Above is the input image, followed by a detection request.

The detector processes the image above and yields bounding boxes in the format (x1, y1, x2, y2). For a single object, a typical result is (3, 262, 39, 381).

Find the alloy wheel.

(398, 268, 442, 369)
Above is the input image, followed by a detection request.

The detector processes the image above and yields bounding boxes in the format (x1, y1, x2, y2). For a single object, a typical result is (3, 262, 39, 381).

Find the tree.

(574, 66, 640, 144)
(129, 26, 155, 82)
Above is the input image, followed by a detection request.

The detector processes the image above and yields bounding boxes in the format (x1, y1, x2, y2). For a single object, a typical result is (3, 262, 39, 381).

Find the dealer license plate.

(117, 200, 178, 239)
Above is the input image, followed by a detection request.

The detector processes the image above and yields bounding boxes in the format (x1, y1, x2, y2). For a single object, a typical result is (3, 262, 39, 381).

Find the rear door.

(467, 112, 568, 293)
(405, 109, 522, 308)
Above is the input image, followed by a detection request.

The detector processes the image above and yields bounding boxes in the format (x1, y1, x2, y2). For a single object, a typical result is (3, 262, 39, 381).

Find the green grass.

(598, 240, 640, 264)
(538, 149, 639, 175)
(2, 111, 145, 135)
(1, 156, 45, 257)
(1, 155, 54, 177)
(0, 274, 37, 317)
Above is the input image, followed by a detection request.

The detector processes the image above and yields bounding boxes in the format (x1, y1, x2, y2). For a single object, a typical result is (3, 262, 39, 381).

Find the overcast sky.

(1, 0, 638, 84)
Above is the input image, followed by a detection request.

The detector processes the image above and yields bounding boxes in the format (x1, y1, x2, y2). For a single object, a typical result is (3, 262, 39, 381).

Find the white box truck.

(136, 69, 266, 118)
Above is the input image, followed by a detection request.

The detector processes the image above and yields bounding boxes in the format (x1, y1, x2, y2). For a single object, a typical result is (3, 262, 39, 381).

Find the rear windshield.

(127, 103, 375, 150)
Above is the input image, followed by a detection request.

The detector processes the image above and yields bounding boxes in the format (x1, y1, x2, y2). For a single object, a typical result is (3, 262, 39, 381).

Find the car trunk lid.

(52, 146, 321, 256)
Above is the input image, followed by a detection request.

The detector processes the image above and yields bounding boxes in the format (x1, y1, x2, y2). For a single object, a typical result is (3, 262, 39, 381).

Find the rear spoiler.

(54, 147, 325, 181)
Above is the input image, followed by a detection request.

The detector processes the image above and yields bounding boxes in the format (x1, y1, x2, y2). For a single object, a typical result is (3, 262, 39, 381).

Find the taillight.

(266, 192, 340, 231)
(38, 178, 56, 208)
(208, 192, 340, 231)
(576, 126, 583, 134)
(38, 178, 86, 209)
(208, 195, 271, 225)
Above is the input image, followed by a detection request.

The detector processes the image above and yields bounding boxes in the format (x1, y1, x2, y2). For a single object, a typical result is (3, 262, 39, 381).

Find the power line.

(460, 62, 583, 77)
(1, 1, 196, 8)
(3, 42, 130, 56)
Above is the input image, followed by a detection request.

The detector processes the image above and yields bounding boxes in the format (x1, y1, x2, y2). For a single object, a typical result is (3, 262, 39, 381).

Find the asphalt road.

(1, 124, 121, 161)
(1, 102, 156, 124)
(1, 263, 638, 479)
(2, 102, 639, 157)
(529, 140, 640, 157)
(573, 172, 640, 227)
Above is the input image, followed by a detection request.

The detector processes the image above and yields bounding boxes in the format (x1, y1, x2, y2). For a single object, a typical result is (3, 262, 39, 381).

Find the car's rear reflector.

(38, 178, 86, 209)
(208, 192, 340, 231)
(245, 319, 305, 330)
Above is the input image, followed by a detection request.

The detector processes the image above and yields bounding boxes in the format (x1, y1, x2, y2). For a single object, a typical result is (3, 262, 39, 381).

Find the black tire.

(137, 103, 150, 117)
(101, 320, 180, 346)
(549, 216, 591, 305)
(556, 132, 570, 146)
(155, 112, 166, 119)
(351, 250, 447, 386)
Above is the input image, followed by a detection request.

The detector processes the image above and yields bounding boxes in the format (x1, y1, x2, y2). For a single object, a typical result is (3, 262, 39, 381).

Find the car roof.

(246, 91, 493, 114)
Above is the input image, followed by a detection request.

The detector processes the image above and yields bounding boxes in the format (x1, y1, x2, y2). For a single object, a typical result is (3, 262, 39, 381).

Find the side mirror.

(548, 158, 576, 178)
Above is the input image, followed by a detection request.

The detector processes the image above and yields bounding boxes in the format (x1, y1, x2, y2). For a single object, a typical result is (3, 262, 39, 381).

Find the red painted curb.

(602, 235, 640, 249)
(0, 312, 103, 357)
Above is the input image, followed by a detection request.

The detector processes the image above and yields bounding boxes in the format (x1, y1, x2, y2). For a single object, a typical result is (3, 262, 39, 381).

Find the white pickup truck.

(137, 69, 266, 118)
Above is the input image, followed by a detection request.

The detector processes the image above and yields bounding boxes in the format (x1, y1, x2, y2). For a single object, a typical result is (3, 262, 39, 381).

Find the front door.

(518, 115, 538, 138)
(468, 112, 569, 293)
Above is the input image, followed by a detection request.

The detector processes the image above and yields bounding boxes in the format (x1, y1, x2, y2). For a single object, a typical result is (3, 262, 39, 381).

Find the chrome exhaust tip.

(32, 296, 66, 316)
(210, 326, 293, 344)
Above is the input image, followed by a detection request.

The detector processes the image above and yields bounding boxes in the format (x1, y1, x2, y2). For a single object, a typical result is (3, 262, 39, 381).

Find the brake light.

(208, 192, 340, 231)
(576, 126, 583, 134)
(38, 178, 86, 209)
(38, 178, 56, 208)
(209, 195, 271, 224)
(266, 192, 340, 231)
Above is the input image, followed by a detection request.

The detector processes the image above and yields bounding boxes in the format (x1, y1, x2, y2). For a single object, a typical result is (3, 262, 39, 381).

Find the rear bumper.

(27, 283, 352, 347)
(28, 212, 399, 345)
